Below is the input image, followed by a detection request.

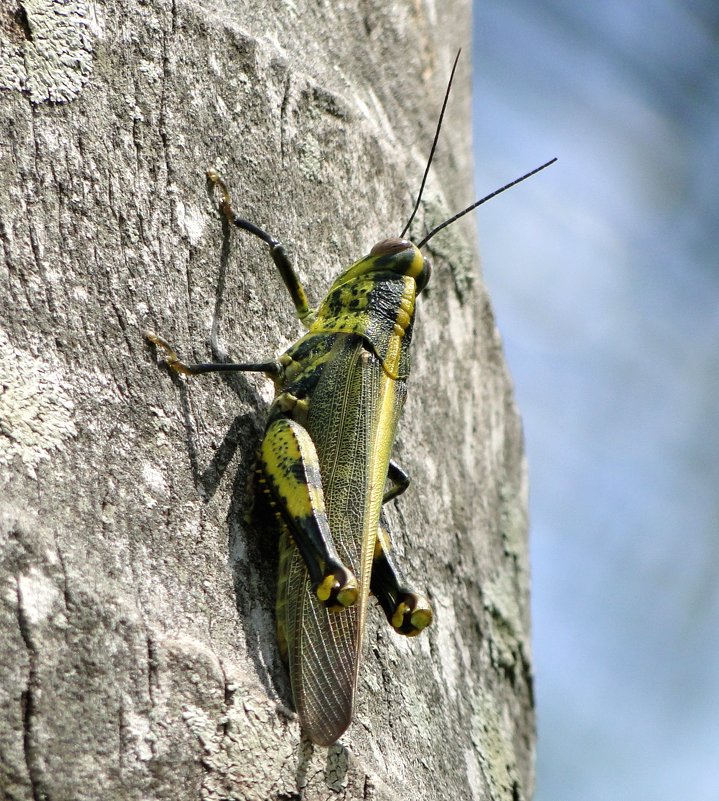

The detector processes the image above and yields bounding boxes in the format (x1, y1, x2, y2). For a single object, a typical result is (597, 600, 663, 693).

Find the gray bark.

(0, 1, 534, 799)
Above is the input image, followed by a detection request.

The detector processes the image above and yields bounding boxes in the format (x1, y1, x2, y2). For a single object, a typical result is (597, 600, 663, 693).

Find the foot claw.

(390, 593, 433, 636)
(316, 567, 359, 612)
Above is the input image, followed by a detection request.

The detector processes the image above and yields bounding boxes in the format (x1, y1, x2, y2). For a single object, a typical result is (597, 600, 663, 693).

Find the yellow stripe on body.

(350, 279, 414, 686)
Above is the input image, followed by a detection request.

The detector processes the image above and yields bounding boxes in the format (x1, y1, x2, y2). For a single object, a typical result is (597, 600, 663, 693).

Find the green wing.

(276, 334, 406, 745)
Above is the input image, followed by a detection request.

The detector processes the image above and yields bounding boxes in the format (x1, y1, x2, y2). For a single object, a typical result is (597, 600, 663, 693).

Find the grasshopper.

(146, 53, 554, 745)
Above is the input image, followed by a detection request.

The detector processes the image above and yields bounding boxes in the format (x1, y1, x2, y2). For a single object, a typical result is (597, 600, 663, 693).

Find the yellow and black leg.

(145, 332, 281, 377)
(383, 459, 411, 504)
(371, 509, 433, 636)
(207, 170, 314, 327)
(260, 415, 359, 611)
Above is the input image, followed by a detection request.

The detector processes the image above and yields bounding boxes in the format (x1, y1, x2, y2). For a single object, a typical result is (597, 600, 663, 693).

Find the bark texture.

(0, 1, 534, 799)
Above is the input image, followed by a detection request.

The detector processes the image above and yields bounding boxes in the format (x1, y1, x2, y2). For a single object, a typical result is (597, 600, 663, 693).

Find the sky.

(471, 2, 719, 799)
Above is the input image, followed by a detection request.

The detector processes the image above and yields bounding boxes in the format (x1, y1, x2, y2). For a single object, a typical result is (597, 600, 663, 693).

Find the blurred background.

(471, 1, 719, 799)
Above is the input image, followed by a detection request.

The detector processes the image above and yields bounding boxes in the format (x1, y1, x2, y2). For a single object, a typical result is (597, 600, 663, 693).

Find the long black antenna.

(400, 49, 462, 239)
(417, 157, 557, 249)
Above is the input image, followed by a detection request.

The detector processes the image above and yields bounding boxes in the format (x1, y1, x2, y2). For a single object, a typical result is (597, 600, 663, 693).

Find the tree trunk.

(0, 1, 533, 799)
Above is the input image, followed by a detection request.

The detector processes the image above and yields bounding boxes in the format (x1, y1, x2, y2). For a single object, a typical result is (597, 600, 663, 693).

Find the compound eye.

(416, 257, 432, 293)
(369, 237, 413, 257)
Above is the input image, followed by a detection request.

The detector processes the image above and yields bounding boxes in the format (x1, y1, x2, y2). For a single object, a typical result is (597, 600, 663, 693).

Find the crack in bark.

(16, 578, 46, 801)
(280, 72, 292, 165)
(183, 252, 194, 332)
(374, 633, 396, 740)
(16, 2, 32, 87)
(0, 218, 21, 306)
(145, 633, 159, 759)
(146, 634, 158, 705)
(11, 3, 33, 42)
(110, 298, 134, 360)
(158, 0, 178, 227)
(173, 379, 202, 484)
(117, 694, 127, 778)
(23, 201, 48, 316)
(362, 773, 372, 800)
(52, 533, 71, 613)
(19, 106, 63, 320)
(512, 778, 522, 801)
(130, 86, 143, 181)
